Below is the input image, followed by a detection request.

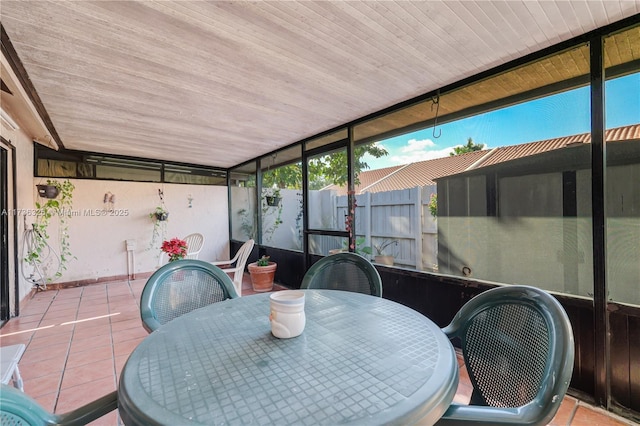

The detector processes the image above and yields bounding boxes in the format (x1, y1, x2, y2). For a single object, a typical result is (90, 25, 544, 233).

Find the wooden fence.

(337, 186, 437, 271)
(233, 186, 438, 271)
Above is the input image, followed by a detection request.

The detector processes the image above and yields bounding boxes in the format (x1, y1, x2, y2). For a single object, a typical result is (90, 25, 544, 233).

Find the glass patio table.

(118, 290, 459, 425)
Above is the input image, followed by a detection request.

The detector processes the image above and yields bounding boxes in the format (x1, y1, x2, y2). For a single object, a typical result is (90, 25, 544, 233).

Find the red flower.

(161, 238, 188, 262)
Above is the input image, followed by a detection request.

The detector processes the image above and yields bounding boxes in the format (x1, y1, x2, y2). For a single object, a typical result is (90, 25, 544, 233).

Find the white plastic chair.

(211, 239, 254, 296)
(157, 233, 205, 268)
(1, 344, 25, 391)
(183, 233, 205, 260)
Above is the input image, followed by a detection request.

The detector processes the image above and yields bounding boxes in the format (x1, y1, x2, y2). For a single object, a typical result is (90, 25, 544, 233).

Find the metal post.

(590, 35, 609, 408)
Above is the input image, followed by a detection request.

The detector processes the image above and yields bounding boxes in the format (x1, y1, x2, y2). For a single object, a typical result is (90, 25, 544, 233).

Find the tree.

(263, 164, 302, 189)
(262, 144, 388, 190)
(450, 137, 485, 156)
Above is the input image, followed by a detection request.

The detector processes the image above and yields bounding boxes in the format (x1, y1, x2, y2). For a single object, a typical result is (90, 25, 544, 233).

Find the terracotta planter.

(374, 255, 394, 266)
(248, 262, 277, 292)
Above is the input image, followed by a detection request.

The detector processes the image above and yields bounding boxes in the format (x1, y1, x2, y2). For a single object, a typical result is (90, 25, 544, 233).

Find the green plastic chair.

(0, 383, 117, 426)
(140, 259, 239, 333)
(300, 252, 383, 297)
(436, 285, 575, 426)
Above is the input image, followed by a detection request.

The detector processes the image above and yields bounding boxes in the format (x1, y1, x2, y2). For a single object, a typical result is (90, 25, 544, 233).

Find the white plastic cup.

(269, 291, 306, 338)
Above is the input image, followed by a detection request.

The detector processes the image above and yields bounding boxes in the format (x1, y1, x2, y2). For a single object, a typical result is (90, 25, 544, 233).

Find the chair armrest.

(211, 260, 231, 267)
(437, 402, 541, 425)
(57, 390, 118, 426)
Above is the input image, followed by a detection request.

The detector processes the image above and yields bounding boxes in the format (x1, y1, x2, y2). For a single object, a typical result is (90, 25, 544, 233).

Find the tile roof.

(355, 164, 405, 192)
(364, 150, 488, 193)
(477, 124, 640, 168)
(327, 124, 640, 194)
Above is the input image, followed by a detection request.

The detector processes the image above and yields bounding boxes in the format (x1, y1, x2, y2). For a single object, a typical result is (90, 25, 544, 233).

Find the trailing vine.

(237, 188, 284, 243)
(294, 192, 303, 249)
(148, 189, 168, 252)
(261, 188, 283, 243)
(25, 179, 76, 283)
(238, 208, 256, 239)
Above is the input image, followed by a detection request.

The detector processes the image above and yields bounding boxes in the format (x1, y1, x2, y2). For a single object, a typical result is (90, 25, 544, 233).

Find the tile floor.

(0, 276, 636, 426)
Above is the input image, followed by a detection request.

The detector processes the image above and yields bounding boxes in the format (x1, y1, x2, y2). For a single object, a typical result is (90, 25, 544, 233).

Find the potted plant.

(36, 183, 59, 199)
(261, 188, 283, 243)
(161, 237, 188, 262)
(373, 239, 398, 266)
(148, 189, 169, 254)
(265, 195, 281, 207)
(149, 189, 169, 221)
(264, 187, 282, 207)
(247, 255, 277, 292)
(160, 237, 188, 279)
(151, 205, 169, 221)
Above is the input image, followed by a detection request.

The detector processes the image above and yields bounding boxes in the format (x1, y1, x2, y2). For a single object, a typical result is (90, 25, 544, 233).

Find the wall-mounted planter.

(36, 184, 59, 199)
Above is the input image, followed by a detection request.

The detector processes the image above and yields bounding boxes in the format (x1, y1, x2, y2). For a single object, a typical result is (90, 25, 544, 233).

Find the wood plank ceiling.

(1, 1, 638, 168)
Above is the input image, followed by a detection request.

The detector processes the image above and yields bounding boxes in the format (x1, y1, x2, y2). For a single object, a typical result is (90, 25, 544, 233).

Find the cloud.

(400, 138, 436, 153)
(362, 138, 455, 170)
(389, 138, 452, 164)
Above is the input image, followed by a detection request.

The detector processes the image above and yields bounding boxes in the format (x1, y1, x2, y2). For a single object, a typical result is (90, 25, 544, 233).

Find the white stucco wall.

(22, 179, 229, 285)
(2, 119, 36, 311)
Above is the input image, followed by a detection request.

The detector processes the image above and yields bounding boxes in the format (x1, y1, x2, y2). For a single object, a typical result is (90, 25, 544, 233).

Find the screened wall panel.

(230, 163, 257, 242)
(605, 25, 640, 307)
(435, 43, 593, 299)
(260, 145, 303, 251)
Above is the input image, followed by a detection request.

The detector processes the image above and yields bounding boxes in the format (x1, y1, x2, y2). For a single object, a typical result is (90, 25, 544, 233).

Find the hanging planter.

(148, 189, 169, 255)
(36, 184, 59, 199)
(154, 211, 169, 221)
(150, 204, 169, 222)
(265, 196, 281, 207)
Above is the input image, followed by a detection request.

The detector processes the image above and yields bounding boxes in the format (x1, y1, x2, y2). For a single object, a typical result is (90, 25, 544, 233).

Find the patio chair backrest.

(437, 285, 574, 426)
(183, 233, 205, 259)
(300, 252, 382, 297)
(140, 259, 238, 332)
(1, 383, 117, 426)
(211, 239, 255, 296)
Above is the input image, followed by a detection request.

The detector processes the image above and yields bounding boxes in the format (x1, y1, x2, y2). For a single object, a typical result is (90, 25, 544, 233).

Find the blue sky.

(364, 73, 640, 170)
